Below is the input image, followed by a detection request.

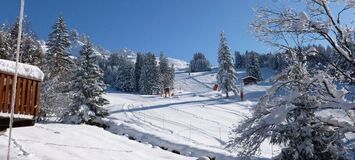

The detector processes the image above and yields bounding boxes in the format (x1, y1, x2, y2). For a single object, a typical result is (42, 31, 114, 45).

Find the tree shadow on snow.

(110, 97, 244, 113)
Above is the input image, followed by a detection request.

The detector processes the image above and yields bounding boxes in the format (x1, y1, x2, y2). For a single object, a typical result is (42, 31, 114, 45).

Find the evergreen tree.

(134, 52, 144, 92)
(139, 53, 159, 95)
(234, 51, 243, 69)
(189, 52, 211, 72)
(71, 40, 109, 121)
(159, 53, 175, 90)
(216, 31, 238, 98)
(246, 52, 263, 81)
(21, 36, 44, 67)
(115, 55, 135, 92)
(0, 26, 11, 59)
(41, 16, 74, 120)
(46, 16, 73, 78)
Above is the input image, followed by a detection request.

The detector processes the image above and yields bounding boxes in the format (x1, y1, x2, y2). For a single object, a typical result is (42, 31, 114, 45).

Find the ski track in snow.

(105, 69, 276, 159)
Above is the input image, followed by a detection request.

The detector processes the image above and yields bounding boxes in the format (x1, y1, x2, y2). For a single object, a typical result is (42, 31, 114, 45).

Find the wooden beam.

(25, 80, 32, 115)
(15, 78, 22, 114)
(20, 78, 27, 114)
(0, 74, 5, 112)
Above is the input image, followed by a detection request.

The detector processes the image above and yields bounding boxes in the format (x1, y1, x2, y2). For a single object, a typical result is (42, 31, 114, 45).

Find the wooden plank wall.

(0, 72, 41, 119)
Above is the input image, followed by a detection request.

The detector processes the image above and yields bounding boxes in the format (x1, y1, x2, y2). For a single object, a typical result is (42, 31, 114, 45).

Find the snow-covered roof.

(0, 59, 44, 81)
(242, 76, 257, 80)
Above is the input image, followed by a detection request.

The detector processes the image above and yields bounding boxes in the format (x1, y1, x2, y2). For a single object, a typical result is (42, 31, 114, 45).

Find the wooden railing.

(0, 71, 41, 119)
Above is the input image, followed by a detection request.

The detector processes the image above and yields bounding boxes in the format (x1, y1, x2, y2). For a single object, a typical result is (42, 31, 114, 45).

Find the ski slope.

(105, 68, 277, 159)
(0, 124, 194, 160)
(0, 68, 276, 160)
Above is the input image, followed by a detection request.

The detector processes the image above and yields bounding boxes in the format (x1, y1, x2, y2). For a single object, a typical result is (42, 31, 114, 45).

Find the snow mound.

(0, 59, 44, 81)
(0, 124, 194, 160)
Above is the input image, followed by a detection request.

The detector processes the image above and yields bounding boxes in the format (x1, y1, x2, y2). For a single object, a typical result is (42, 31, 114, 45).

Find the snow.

(0, 112, 34, 119)
(166, 57, 189, 70)
(0, 67, 278, 159)
(0, 59, 44, 81)
(0, 124, 195, 160)
(104, 68, 276, 159)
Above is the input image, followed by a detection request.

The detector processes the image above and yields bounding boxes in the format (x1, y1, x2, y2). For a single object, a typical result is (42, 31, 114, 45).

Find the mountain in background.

(67, 29, 189, 70)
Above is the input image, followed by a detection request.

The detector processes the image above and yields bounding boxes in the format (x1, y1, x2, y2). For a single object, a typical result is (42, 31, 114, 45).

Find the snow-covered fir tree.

(114, 55, 135, 92)
(0, 24, 11, 59)
(234, 51, 243, 69)
(46, 15, 73, 78)
(40, 16, 74, 120)
(68, 39, 109, 123)
(189, 52, 211, 72)
(139, 52, 160, 95)
(246, 52, 262, 81)
(216, 31, 238, 98)
(134, 52, 145, 92)
(21, 36, 44, 67)
(159, 53, 175, 90)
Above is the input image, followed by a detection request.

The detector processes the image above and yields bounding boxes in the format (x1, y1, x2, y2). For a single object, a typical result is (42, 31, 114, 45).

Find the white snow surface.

(0, 68, 277, 159)
(104, 68, 277, 159)
(0, 59, 44, 81)
(0, 124, 194, 160)
(0, 112, 34, 119)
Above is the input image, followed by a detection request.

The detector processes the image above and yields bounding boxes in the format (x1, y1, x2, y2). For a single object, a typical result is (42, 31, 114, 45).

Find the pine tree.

(246, 52, 262, 81)
(21, 36, 44, 67)
(134, 52, 145, 92)
(0, 26, 11, 59)
(71, 40, 109, 121)
(47, 16, 73, 78)
(40, 16, 74, 120)
(159, 53, 173, 90)
(115, 56, 135, 92)
(234, 51, 243, 69)
(139, 53, 159, 95)
(189, 52, 211, 72)
(216, 31, 238, 98)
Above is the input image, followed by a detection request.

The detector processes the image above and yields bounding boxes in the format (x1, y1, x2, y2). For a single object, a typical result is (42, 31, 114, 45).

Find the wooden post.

(0, 74, 5, 111)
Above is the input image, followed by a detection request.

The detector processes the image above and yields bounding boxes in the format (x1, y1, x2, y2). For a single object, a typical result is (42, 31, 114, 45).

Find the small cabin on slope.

(242, 76, 257, 85)
(0, 59, 44, 131)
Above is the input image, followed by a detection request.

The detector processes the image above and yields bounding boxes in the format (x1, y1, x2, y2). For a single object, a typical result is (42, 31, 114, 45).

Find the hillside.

(0, 68, 276, 160)
(104, 68, 277, 159)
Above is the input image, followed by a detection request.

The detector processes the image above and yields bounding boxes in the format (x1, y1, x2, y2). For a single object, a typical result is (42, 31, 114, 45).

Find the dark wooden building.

(242, 76, 257, 85)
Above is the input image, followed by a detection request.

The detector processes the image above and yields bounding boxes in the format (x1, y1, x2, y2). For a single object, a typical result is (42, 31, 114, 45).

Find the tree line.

(99, 52, 175, 95)
(0, 16, 175, 125)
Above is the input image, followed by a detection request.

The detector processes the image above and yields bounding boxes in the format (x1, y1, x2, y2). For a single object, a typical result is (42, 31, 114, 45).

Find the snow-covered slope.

(104, 68, 277, 159)
(116, 48, 189, 70)
(0, 124, 194, 160)
(167, 57, 189, 70)
(0, 68, 276, 160)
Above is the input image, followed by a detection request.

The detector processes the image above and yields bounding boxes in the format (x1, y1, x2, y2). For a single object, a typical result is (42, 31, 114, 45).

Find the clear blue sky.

(0, 0, 322, 62)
